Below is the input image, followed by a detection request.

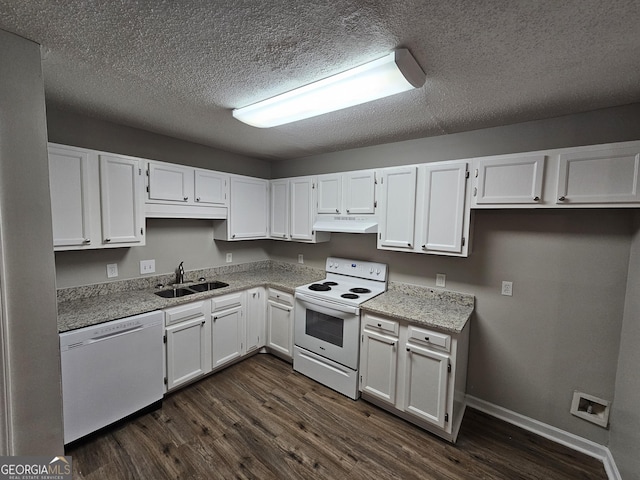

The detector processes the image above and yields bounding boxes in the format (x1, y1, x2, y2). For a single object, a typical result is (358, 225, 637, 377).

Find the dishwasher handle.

(86, 324, 146, 344)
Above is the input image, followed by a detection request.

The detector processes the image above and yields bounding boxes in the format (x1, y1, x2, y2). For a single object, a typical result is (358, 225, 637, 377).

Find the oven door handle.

(295, 292, 360, 316)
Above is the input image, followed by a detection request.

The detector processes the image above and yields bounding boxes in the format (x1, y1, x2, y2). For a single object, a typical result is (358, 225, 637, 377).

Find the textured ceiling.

(1, 0, 639, 160)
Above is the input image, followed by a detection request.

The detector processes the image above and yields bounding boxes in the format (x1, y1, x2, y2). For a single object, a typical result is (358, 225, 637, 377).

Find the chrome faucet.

(176, 261, 185, 284)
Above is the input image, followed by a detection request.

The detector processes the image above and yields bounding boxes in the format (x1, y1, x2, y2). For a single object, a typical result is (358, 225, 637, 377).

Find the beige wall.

(0, 29, 64, 454)
(46, 107, 271, 178)
(55, 219, 271, 288)
(609, 211, 640, 478)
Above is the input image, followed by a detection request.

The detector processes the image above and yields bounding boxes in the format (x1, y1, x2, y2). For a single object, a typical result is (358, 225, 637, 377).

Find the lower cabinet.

(359, 312, 470, 443)
(266, 288, 294, 361)
(246, 287, 266, 354)
(164, 301, 212, 392)
(211, 292, 245, 370)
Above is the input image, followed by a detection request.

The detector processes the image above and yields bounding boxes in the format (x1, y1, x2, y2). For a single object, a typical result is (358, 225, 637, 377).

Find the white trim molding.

(465, 395, 621, 480)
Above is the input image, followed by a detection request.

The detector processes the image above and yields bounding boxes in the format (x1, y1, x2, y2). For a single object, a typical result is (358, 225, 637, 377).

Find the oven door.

(294, 292, 361, 369)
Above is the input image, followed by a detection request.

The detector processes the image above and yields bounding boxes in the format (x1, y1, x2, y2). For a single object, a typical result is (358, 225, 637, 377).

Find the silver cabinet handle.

(335, 209, 339, 213)
(424, 336, 430, 342)
(201, 320, 205, 326)
(422, 245, 426, 250)
(377, 323, 382, 327)
(83, 238, 90, 243)
(104, 238, 111, 242)
(533, 196, 540, 201)
(196, 197, 201, 202)
(232, 234, 236, 239)
(408, 243, 412, 248)
(558, 196, 566, 201)
(346, 209, 350, 213)
(183, 196, 188, 201)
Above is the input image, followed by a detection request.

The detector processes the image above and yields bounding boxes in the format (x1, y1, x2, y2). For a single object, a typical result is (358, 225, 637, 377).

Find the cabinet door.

(229, 176, 269, 239)
(99, 155, 143, 245)
(269, 179, 289, 240)
(267, 300, 293, 358)
(212, 305, 244, 369)
(48, 145, 92, 247)
(290, 177, 315, 241)
(557, 146, 640, 204)
(378, 166, 417, 251)
(421, 162, 467, 254)
(246, 288, 265, 353)
(404, 343, 449, 429)
(195, 169, 228, 205)
(317, 174, 342, 214)
(165, 317, 209, 391)
(360, 329, 398, 405)
(344, 170, 376, 214)
(148, 161, 192, 202)
(474, 155, 544, 205)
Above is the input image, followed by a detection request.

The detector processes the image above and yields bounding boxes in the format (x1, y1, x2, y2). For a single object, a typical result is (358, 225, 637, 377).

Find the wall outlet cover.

(298, 254, 304, 264)
(226, 253, 232, 263)
(436, 273, 446, 287)
(106, 263, 118, 278)
(501, 281, 513, 296)
(140, 259, 155, 274)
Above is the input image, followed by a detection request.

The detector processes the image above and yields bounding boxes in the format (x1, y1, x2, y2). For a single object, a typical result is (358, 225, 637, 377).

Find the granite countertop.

(361, 282, 474, 334)
(57, 261, 325, 332)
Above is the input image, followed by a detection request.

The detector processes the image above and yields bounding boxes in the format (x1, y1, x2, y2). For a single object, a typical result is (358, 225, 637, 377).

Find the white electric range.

(293, 257, 388, 399)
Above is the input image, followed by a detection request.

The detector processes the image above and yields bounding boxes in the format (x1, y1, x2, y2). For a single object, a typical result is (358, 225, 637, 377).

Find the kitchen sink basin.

(155, 287, 196, 298)
(154, 281, 229, 298)
(188, 281, 229, 292)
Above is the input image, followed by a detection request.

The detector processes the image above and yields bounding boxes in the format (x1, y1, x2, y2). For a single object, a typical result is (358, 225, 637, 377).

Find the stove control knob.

(369, 268, 374, 274)
(376, 269, 381, 275)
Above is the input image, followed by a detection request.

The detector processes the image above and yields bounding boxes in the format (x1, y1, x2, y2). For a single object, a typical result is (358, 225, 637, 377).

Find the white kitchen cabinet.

(268, 176, 329, 243)
(472, 154, 545, 206)
(99, 154, 145, 245)
(419, 161, 469, 255)
(211, 292, 245, 369)
(317, 170, 376, 215)
(164, 301, 211, 392)
(266, 289, 294, 361)
(146, 160, 228, 218)
(359, 315, 399, 406)
(359, 312, 470, 443)
(194, 168, 227, 205)
(344, 170, 376, 214)
(246, 287, 266, 354)
(317, 174, 342, 214)
(556, 145, 640, 204)
(214, 175, 269, 240)
(48, 144, 92, 248)
(269, 179, 289, 240)
(377, 166, 417, 251)
(48, 144, 145, 251)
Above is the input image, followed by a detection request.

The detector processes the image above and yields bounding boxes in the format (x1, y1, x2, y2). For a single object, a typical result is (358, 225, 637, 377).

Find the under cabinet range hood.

(312, 216, 378, 234)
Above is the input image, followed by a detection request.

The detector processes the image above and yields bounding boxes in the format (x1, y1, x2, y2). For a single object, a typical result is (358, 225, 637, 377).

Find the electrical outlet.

(106, 263, 118, 278)
(140, 259, 155, 274)
(501, 281, 513, 296)
(436, 273, 446, 287)
(298, 254, 304, 264)
(226, 253, 232, 263)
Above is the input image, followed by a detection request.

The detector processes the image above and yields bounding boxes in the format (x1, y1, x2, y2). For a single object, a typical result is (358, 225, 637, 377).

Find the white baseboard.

(465, 395, 621, 480)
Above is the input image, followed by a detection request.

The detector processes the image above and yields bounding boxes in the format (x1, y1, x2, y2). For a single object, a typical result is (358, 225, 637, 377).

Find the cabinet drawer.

(212, 292, 243, 311)
(407, 325, 451, 352)
(268, 289, 293, 306)
(164, 301, 206, 326)
(362, 315, 399, 336)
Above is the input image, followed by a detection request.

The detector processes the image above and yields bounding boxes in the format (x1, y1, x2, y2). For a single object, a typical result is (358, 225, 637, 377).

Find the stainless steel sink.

(155, 287, 196, 298)
(188, 281, 229, 292)
(154, 281, 229, 298)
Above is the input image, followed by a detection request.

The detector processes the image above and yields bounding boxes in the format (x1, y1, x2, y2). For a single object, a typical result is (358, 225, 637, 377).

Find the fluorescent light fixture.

(232, 49, 425, 128)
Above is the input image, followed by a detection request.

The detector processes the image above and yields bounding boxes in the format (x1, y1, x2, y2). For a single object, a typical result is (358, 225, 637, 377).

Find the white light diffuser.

(232, 49, 425, 128)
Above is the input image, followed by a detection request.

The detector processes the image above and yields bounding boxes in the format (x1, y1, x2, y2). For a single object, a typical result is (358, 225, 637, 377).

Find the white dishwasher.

(60, 310, 164, 444)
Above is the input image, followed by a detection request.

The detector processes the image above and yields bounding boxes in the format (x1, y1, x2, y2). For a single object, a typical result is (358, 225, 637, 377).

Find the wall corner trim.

(465, 395, 621, 480)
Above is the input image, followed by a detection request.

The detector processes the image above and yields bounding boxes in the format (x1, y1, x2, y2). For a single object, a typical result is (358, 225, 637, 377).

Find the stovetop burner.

(350, 287, 371, 294)
(323, 281, 338, 286)
(308, 283, 331, 292)
(341, 293, 359, 299)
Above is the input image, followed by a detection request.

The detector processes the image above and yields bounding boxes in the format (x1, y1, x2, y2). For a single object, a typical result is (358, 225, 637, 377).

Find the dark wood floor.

(67, 354, 607, 479)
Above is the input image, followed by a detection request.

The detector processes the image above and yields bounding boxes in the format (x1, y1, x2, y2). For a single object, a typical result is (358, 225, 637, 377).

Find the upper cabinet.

(214, 175, 269, 240)
(377, 166, 417, 252)
(48, 144, 145, 251)
(556, 145, 640, 204)
(269, 176, 330, 243)
(472, 154, 545, 206)
(317, 170, 376, 215)
(145, 160, 228, 218)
